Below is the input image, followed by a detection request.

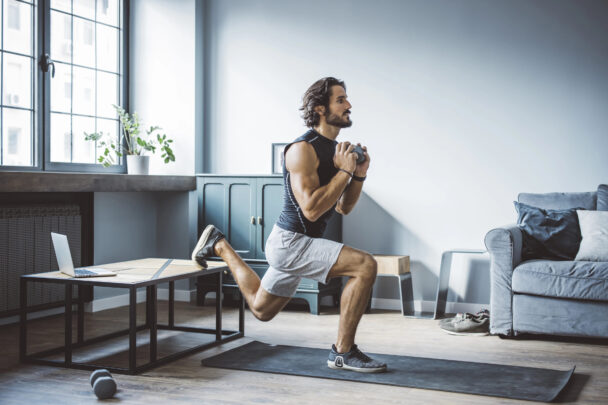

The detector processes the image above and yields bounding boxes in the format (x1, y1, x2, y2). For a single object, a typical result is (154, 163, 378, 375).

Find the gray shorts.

(261, 225, 344, 297)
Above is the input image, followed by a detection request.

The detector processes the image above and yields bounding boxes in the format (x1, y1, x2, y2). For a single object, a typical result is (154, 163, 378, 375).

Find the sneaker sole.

(440, 328, 489, 336)
(191, 225, 215, 268)
(327, 360, 387, 373)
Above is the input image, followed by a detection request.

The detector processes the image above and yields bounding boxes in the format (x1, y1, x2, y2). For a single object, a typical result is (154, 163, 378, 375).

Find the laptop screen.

(50, 233, 75, 276)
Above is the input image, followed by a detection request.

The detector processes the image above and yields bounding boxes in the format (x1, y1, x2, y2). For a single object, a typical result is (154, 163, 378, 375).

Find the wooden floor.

(0, 301, 606, 404)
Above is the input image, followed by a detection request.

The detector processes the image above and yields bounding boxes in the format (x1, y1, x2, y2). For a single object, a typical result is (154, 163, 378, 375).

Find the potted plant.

(84, 104, 175, 174)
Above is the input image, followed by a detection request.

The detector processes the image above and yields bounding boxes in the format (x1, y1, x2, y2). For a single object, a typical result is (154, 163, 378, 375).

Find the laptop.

(51, 232, 116, 278)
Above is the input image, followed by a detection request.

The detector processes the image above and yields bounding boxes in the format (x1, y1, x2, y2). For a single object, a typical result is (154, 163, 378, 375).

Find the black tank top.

(275, 129, 339, 238)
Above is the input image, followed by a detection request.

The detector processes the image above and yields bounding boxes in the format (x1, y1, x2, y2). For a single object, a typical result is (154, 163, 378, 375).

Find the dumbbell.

(89, 369, 117, 399)
(353, 145, 366, 164)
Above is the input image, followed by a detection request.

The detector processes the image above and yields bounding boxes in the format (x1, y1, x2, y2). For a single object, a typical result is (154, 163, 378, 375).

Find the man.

(192, 77, 386, 373)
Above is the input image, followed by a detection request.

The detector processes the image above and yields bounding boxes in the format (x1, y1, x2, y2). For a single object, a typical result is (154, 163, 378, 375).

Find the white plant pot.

(126, 155, 149, 175)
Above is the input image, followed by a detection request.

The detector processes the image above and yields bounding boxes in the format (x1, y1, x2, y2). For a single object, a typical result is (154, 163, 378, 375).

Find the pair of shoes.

(327, 344, 387, 373)
(439, 308, 490, 325)
(191, 225, 225, 269)
(439, 312, 490, 336)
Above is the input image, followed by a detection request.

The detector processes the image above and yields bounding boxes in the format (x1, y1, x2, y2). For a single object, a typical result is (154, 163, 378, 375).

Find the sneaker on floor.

(440, 313, 489, 336)
(191, 225, 225, 269)
(474, 308, 490, 320)
(438, 309, 490, 326)
(327, 344, 387, 373)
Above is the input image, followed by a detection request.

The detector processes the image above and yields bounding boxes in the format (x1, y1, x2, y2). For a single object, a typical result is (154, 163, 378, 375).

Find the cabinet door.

(199, 177, 228, 239)
(227, 179, 257, 259)
(256, 177, 284, 259)
(199, 177, 256, 259)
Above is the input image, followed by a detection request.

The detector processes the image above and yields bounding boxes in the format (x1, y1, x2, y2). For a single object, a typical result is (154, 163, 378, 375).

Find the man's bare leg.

(214, 239, 290, 321)
(326, 245, 377, 353)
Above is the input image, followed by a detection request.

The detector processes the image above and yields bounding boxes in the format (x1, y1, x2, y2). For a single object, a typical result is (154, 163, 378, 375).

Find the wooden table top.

(21, 258, 229, 287)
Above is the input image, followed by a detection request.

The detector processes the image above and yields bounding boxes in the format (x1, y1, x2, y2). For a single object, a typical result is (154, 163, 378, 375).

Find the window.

(1, 0, 34, 167)
(0, 0, 127, 172)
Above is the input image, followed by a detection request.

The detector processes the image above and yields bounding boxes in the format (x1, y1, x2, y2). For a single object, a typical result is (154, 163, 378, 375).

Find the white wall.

(93, 192, 195, 301)
(130, 0, 196, 175)
(204, 0, 608, 302)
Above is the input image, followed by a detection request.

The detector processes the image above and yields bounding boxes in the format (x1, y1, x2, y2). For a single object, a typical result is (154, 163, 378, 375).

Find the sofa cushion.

(518, 191, 597, 210)
(512, 260, 608, 301)
(575, 210, 608, 261)
(514, 201, 582, 260)
(598, 184, 608, 211)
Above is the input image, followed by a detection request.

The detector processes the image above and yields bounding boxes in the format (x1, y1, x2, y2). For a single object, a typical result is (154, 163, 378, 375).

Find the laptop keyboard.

(75, 269, 97, 276)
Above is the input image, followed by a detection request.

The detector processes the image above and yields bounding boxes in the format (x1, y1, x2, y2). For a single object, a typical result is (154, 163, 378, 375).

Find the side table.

(433, 249, 487, 319)
(367, 273, 416, 317)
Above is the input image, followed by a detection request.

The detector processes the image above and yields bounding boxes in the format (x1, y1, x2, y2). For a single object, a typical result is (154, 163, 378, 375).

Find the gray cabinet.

(196, 175, 342, 314)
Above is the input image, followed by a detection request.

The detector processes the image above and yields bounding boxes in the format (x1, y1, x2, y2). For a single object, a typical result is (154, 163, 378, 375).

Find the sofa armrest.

(484, 224, 523, 336)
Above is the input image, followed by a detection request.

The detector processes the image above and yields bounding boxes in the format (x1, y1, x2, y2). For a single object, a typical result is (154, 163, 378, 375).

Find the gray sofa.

(484, 187, 608, 338)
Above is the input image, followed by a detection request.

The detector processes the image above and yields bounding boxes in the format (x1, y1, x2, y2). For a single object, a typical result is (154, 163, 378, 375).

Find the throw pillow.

(598, 184, 608, 211)
(575, 210, 608, 261)
(514, 201, 583, 261)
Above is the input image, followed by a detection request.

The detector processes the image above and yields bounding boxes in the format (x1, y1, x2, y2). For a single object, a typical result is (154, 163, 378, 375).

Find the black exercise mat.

(202, 341, 575, 402)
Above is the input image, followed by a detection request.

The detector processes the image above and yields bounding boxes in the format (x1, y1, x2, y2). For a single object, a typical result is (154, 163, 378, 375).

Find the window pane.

(50, 112, 71, 162)
(51, 10, 72, 64)
(73, 17, 95, 67)
(97, 24, 118, 72)
(72, 115, 95, 163)
(3, 53, 32, 109)
(96, 118, 119, 163)
(72, 66, 94, 115)
(73, 0, 94, 20)
(2, 108, 32, 166)
(97, 0, 119, 27)
(51, 62, 72, 113)
(3, 0, 33, 55)
(51, 0, 71, 13)
(96, 71, 117, 118)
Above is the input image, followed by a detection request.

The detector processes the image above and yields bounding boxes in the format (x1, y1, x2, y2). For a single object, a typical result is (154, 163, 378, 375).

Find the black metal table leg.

(150, 285, 158, 362)
(129, 286, 137, 373)
(146, 286, 151, 328)
(239, 289, 245, 334)
(169, 281, 175, 327)
(65, 284, 73, 366)
(216, 272, 222, 341)
(19, 278, 27, 362)
(399, 274, 415, 316)
(77, 285, 85, 343)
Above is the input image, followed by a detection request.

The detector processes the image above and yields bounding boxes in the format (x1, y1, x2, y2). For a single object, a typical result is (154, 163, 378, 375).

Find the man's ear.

(314, 105, 325, 115)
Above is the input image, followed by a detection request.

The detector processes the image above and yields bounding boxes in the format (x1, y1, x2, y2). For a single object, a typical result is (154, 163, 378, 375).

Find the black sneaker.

(191, 225, 225, 269)
(327, 344, 387, 373)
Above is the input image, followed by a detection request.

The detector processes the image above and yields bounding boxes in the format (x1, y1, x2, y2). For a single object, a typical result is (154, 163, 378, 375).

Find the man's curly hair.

(300, 77, 346, 127)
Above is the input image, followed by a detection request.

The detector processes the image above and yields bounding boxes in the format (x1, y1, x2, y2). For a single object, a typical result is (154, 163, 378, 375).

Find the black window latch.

(39, 54, 56, 78)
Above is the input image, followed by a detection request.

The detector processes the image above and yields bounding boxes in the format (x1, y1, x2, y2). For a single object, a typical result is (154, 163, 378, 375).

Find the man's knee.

(251, 305, 279, 322)
(358, 254, 377, 283)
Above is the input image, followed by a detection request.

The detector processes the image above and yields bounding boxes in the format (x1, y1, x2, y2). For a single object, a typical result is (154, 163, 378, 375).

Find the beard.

(325, 111, 352, 128)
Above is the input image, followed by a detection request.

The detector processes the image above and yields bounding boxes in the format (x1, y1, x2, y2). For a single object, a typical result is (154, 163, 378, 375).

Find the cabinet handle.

(257, 216, 263, 225)
(250, 216, 255, 225)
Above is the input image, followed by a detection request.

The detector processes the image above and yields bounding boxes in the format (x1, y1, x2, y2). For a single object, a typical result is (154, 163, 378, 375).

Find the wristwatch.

(353, 174, 366, 182)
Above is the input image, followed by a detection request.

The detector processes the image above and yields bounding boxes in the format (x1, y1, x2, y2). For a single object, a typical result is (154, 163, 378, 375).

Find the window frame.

(0, 0, 39, 171)
(0, 0, 129, 173)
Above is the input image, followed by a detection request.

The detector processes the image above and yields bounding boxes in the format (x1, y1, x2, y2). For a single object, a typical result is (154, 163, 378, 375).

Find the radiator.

(0, 204, 82, 315)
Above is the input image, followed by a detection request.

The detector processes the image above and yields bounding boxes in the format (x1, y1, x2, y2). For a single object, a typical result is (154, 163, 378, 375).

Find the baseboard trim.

(370, 298, 488, 315)
(86, 288, 197, 313)
(1, 295, 489, 324)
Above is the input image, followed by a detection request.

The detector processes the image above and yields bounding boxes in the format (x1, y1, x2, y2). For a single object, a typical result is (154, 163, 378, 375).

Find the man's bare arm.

(336, 180, 363, 215)
(287, 141, 354, 222)
(336, 144, 369, 215)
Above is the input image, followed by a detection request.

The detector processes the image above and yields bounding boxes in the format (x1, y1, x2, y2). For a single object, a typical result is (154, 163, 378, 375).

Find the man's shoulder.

(285, 141, 317, 168)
